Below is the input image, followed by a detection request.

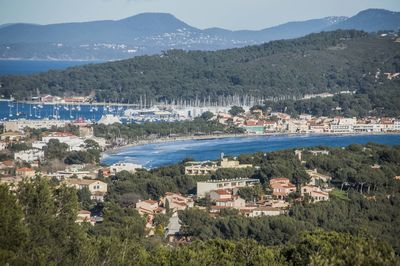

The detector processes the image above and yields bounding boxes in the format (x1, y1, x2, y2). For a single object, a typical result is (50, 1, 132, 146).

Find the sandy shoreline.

(102, 131, 400, 155)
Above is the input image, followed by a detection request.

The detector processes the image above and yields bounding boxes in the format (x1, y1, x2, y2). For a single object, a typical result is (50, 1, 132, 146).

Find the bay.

(101, 134, 400, 168)
(0, 60, 102, 76)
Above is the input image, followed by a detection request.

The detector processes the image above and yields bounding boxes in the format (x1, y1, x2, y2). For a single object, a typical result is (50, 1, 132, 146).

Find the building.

(110, 162, 142, 175)
(66, 179, 108, 201)
(184, 161, 218, 175)
(306, 169, 331, 187)
(219, 156, 252, 169)
(76, 210, 96, 225)
(215, 195, 245, 209)
(270, 178, 296, 199)
(4, 119, 67, 132)
(249, 207, 283, 217)
(197, 178, 260, 198)
(160, 192, 194, 211)
(98, 114, 121, 125)
(14, 149, 44, 163)
(0, 141, 8, 150)
(209, 189, 232, 201)
(301, 185, 330, 202)
(0, 131, 25, 142)
(16, 167, 35, 178)
(136, 199, 165, 216)
(42, 132, 85, 151)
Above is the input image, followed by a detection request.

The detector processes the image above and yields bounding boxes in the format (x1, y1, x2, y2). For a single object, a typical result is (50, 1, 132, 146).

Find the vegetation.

(1, 143, 400, 264)
(1, 177, 398, 265)
(1, 31, 400, 115)
(93, 118, 243, 142)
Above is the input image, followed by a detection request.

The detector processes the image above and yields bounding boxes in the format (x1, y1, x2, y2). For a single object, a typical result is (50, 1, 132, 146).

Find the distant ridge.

(0, 9, 399, 60)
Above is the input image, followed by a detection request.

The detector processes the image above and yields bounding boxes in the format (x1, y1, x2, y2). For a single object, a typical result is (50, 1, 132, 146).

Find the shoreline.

(102, 131, 400, 155)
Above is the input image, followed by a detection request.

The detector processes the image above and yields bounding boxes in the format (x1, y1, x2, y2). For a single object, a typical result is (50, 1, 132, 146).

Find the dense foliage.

(1, 31, 399, 115)
(1, 177, 398, 265)
(93, 118, 243, 142)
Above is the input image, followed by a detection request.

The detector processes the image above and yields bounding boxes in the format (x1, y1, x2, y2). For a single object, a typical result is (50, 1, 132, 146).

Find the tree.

(200, 111, 214, 121)
(44, 139, 68, 160)
(228, 106, 245, 116)
(0, 185, 27, 264)
(283, 231, 398, 266)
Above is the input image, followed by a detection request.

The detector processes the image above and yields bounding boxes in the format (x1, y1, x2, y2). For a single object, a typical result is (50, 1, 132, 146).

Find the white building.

(110, 162, 142, 175)
(249, 207, 283, 217)
(14, 149, 44, 163)
(97, 114, 121, 125)
(42, 132, 85, 151)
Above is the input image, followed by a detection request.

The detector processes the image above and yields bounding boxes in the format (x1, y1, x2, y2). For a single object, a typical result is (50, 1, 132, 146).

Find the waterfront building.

(197, 178, 260, 198)
(97, 114, 121, 125)
(4, 119, 68, 132)
(184, 161, 218, 175)
(109, 162, 142, 175)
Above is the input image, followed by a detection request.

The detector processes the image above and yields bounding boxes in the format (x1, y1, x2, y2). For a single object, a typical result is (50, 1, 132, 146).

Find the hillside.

(0, 9, 399, 60)
(328, 9, 400, 32)
(1, 30, 399, 112)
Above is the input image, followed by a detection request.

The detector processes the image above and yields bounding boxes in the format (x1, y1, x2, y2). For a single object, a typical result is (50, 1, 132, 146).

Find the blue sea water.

(101, 134, 400, 168)
(0, 60, 102, 76)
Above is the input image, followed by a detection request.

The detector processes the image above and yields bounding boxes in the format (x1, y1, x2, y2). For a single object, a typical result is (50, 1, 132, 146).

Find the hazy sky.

(1, 0, 399, 30)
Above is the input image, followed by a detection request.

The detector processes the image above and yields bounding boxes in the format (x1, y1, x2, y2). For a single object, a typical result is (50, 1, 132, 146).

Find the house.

(65, 179, 108, 201)
(306, 169, 331, 187)
(0, 160, 15, 175)
(185, 161, 218, 175)
(309, 190, 330, 202)
(209, 189, 232, 201)
(301, 185, 330, 202)
(265, 199, 290, 209)
(76, 210, 96, 226)
(42, 132, 85, 151)
(197, 178, 260, 198)
(110, 162, 142, 175)
(249, 207, 283, 217)
(160, 192, 194, 211)
(14, 149, 44, 163)
(16, 167, 35, 178)
(0, 131, 25, 142)
(0, 141, 8, 150)
(219, 156, 252, 169)
(270, 178, 296, 199)
(215, 195, 245, 209)
(136, 199, 165, 216)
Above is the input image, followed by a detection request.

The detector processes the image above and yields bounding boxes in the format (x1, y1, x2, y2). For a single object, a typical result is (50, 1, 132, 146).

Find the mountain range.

(0, 8, 399, 60)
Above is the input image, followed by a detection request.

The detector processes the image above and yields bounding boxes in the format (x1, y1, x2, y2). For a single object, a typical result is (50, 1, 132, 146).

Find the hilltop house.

(197, 178, 260, 198)
(65, 179, 108, 201)
(160, 192, 194, 211)
(270, 178, 296, 199)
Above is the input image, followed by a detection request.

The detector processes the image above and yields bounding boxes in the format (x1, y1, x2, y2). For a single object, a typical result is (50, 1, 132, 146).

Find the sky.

(0, 0, 399, 30)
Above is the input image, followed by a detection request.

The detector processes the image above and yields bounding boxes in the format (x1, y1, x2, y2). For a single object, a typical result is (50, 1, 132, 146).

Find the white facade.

(14, 149, 44, 162)
(110, 162, 142, 175)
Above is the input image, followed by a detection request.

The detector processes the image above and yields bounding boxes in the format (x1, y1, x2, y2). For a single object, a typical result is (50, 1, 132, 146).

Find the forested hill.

(1, 30, 399, 105)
